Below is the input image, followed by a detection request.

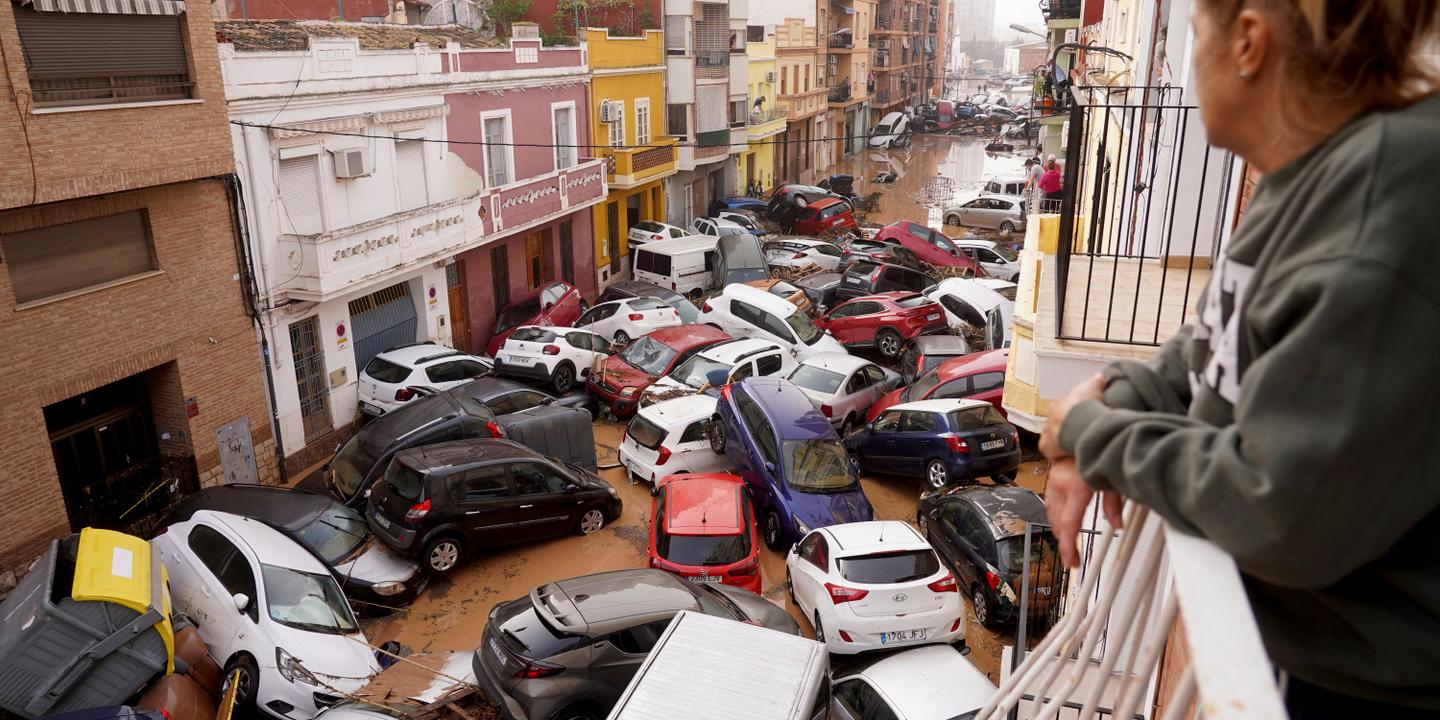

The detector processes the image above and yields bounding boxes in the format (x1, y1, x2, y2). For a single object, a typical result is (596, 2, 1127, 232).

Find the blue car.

(844, 398, 1021, 490)
(715, 196, 769, 213)
(710, 377, 875, 550)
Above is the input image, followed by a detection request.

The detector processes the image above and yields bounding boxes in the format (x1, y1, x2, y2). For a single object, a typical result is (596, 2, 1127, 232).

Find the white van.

(632, 234, 719, 297)
(606, 611, 831, 720)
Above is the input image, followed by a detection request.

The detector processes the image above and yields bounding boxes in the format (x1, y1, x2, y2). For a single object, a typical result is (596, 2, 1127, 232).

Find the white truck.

(605, 610, 832, 720)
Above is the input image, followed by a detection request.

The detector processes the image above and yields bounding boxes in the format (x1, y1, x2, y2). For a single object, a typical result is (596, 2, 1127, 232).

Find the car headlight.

(372, 581, 405, 596)
(620, 387, 638, 397)
(605, 485, 620, 500)
(792, 515, 813, 536)
(276, 647, 318, 685)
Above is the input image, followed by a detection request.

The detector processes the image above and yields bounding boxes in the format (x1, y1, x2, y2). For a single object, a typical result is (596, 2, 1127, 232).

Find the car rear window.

(658, 531, 751, 566)
(895, 294, 932, 309)
(510, 327, 557, 343)
(948, 405, 1009, 430)
(364, 357, 412, 384)
(627, 415, 667, 450)
(383, 459, 426, 501)
(997, 533, 1058, 575)
(635, 250, 673, 276)
(496, 604, 588, 659)
(635, 221, 663, 232)
(631, 297, 670, 311)
(850, 261, 880, 277)
(789, 365, 845, 394)
(496, 299, 541, 331)
(769, 281, 801, 297)
(837, 549, 941, 584)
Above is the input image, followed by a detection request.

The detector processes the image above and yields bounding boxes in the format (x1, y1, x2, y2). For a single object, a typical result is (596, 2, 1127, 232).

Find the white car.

(786, 353, 900, 435)
(493, 324, 613, 393)
(152, 510, 381, 718)
(786, 521, 965, 656)
(764, 237, 845, 271)
(698, 284, 846, 361)
(974, 277, 1018, 301)
(575, 297, 682, 345)
(831, 644, 996, 720)
(690, 216, 753, 239)
(617, 394, 728, 484)
(944, 194, 1028, 236)
(357, 343, 493, 416)
(641, 338, 796, 406)
(925, 277, 1015, 349)
(627, 220, 689, 248)
(869, 111, 910, 148)
(956, 238, 1021, 280)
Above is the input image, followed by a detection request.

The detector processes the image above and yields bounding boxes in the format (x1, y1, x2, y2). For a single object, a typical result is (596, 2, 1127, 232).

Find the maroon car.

(871, 221, 987, 275)
(815, 291, 947, 358)
(587, 325, 731, 417)
(484, 281, 586, 357)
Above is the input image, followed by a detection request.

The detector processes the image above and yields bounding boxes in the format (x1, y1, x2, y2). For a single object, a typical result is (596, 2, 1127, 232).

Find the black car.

(842, 239, 923, 269)
(597, 280, 703, 324)
(835, 260, 939, 302)
(765, 184, 852, 224)
(916, 486, 1061, 628)
(899, 335, 973, 384)
(366, 439, 623, 575)
(792, 271, 844, 312)
(163, 484, 427, 612)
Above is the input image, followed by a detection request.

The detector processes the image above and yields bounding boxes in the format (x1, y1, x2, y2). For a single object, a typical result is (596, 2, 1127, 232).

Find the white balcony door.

(395, 139, 428, 211)
(278, 154, 322, 234)
(553, 106, 576, 170)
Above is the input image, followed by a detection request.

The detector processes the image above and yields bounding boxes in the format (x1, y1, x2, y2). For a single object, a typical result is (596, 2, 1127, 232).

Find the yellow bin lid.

(71, 528, 176, 673)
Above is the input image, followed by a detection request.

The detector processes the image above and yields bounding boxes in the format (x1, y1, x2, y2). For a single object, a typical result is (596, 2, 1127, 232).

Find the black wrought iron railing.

(1054, 85, 1234, 346)
(828, 81, 852, 103)
(1040, 0, 1081, 21)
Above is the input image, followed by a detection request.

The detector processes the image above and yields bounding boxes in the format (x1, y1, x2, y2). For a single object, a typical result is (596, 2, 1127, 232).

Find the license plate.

(371, 512, 391, 529)
(981, 439, 1006, 450)
(687, 575, 722, 583)
(881, 628, 928, 644)
(926, 313, 941, 321)
(361, 402, 384, 417)
(507, 355, 532, 365)
(1036, 587, 1051, 596)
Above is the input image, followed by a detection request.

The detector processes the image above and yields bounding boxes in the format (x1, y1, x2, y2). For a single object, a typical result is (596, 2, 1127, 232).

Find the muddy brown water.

(361, 420, 1050, 686)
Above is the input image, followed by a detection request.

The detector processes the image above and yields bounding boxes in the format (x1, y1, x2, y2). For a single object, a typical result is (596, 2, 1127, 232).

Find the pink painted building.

(443, 28, 607, 351)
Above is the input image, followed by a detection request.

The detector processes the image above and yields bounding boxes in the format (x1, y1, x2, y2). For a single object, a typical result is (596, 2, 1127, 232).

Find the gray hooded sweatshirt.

(1058, 93, 1440, 708)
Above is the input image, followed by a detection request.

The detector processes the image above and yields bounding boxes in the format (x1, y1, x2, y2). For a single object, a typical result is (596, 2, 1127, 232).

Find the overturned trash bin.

(0, 528, 175, 719)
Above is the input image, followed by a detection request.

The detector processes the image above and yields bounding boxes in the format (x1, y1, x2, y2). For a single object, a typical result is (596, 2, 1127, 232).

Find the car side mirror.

(764, 461, 776, 473)
(232, 593, 250, 613)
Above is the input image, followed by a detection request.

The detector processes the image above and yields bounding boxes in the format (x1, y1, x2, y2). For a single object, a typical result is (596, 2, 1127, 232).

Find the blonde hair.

(1203, 0, 1439, 112)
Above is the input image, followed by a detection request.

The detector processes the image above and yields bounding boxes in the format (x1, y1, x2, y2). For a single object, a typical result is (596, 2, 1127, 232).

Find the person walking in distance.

(1038, 0, 1440, 717)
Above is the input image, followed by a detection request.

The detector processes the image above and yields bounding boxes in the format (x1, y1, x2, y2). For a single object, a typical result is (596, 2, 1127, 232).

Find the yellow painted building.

(742, 36, 786, 194)
(586, 27, 679, 288)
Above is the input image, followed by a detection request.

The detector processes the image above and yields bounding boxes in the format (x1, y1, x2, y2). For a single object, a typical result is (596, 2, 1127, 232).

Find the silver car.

(943, 193, 1028, 234)
(787, 352, 901, 436)
(473, 569, 800, 720)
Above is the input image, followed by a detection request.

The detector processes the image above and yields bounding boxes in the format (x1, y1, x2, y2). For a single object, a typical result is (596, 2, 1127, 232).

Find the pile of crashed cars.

(0, 185, 1061, 720)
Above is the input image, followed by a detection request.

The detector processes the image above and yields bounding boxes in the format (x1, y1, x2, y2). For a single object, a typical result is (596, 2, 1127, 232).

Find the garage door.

(348, 282, 418, 371)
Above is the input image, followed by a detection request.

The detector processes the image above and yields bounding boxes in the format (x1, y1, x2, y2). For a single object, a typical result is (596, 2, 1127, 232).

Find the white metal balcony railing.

(977, 504, 1287, 720)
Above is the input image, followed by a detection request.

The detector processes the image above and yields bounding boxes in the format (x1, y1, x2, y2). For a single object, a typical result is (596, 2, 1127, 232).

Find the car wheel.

(577, 508, 606, 535)
(613, 330, 631, 345)
(945, 214, 960, 226)
(552, 705, 601, 720)
(926, 459, 950, 489)
(221, 654, 259, 709)
(1000, 221, 1016, 234)
(785, 567, 798, 605)
(876, 329, 903, 359)
(972, 585, 995, 628)
(422, 535, 464, 576)
(839, 415, 856, 437)
(552, 363, 576, 394)
(993, 468, 1017, 484)
(813, 613, 826, 644)
(762, 509, 785, 551)
(707, 416, 727, 454)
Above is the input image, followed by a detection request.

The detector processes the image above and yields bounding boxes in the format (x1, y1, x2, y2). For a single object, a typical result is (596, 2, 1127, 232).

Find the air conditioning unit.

(332, 147, 373, 178)
(600, 100, 623, 123)
(765, 71, 776, 83)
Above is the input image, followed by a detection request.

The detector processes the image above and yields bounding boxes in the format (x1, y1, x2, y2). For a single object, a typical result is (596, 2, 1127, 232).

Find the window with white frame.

(277, 154, 323, 234)
(483, 115, 512, 187)
(552, 105, 576, 169)
(634, 99, 651, 147)
(608, 102, 626, 147)
(394, 138, 428, 210)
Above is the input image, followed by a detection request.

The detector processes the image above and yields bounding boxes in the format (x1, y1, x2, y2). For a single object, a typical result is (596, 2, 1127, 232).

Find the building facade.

(662, 0, 750, 226)
(587, 27, 678, 287)
(742, 32, 786, 192)
(0, 0, 276, 589)
(771, 17, 825, 184)
(869, 0, 923, 121)
(222, 21, 604, 471)
(824, 0, 874, 158)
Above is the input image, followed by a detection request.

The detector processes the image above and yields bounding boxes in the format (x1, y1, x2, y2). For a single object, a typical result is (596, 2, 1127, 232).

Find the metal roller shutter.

(348, 283, 418, 372)
(278, 155, 323, 234)
(13, 6, 191, 105)
(395, 139, 428, 211)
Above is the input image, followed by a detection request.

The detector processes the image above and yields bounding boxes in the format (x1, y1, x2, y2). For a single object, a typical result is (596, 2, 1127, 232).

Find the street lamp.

(1009, 23, 1045, 39)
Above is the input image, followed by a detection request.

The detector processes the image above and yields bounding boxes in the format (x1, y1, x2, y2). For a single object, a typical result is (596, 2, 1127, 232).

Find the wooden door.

(447, 262, 471, 352)
(525, 232, 546, 288)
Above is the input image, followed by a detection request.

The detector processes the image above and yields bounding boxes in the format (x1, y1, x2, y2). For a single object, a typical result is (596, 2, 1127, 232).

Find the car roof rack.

(417, 350, 466, 364)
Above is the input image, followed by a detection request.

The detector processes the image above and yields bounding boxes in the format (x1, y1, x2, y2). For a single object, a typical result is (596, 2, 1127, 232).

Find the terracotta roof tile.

(215, 19, 503, 52)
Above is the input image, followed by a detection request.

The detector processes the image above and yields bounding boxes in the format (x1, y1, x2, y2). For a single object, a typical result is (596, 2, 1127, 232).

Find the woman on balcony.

(1039, 0, 1440, 717)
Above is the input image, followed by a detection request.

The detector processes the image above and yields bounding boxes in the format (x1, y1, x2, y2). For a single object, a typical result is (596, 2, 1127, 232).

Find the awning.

(19, 0, 186, 15)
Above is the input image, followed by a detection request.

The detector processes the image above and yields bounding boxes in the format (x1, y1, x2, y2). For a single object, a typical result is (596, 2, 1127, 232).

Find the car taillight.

(986, 570, 1001, 591)
(820, 403, 833, 418)
(671, 281, 678, 290)
(928, 574, 959, 593)
(653, 233, 664, 240)
(837, 629, 854, 642)
(730, 554, 760, 576)
(486, 420, 504, 438)
(404, 499, 430, 523)
(542, 345, 560, 355)
(514, 661, 564, 679)
(702, 301, 713, 313)
(628, 313, 644, 321)
(793, 252, 808, 259)
(395, 387, 414, 401)
(950, 617, 964, 632)
(946, 435, 970, 454)
(655, 445, 672, 465)
(825, 582, 869, 605)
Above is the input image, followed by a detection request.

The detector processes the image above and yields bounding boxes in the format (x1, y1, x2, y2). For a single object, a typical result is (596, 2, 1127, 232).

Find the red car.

(872, 221, 988, 274)
(484, 281, 586, 356)
(648, 473, 762, 594)
(866, 348, 1009, 421)
(587, 324, 731, 417)
(816, 292, 948, 359)
(791, 197, 859, 237)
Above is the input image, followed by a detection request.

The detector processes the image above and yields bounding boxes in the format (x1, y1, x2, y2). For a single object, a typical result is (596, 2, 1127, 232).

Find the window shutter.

(14, 7, 190, 106)
(0, 210, 155, 303)
(395, 139, 428, 210)
(278, 155, 323, 234)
